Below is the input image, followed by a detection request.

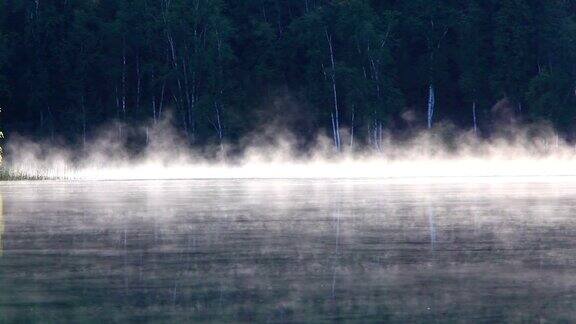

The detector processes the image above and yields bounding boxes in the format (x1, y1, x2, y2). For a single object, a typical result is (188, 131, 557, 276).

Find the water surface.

(1, 179, 575, 322)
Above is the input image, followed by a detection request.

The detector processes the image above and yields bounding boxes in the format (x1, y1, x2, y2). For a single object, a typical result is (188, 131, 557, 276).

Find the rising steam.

(5, 117, 576, 182)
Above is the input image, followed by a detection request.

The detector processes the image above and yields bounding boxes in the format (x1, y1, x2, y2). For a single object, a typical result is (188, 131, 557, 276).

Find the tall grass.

(0, 168, 54, 181)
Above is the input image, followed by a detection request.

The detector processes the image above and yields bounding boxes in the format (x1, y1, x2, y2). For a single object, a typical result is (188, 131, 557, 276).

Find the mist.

(5, 115, 576, 181)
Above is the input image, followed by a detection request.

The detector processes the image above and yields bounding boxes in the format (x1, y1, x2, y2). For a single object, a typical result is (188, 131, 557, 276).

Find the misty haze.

(2, 0, 576, 323)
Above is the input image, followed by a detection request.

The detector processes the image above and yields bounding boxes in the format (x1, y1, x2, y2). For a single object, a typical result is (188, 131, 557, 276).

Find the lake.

(0, 179, 575, 322)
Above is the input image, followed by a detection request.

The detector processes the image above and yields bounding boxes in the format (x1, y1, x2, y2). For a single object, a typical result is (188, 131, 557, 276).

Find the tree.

(288, 0, 403, 151)
(492, 0, 536, 113)
(1, 0, 576, 147)
(456, 0, 492, 133)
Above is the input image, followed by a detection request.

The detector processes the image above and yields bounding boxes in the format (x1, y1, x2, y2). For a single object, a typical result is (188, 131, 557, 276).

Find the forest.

(1, 0, 576, 151)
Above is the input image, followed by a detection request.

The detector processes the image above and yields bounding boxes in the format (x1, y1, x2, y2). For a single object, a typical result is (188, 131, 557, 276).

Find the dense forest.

(1, 0, 576, 150)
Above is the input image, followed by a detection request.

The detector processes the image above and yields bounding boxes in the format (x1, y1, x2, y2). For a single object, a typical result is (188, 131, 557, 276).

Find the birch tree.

(399, 1, 456, 129)
(3, 0, 576, 144)
(457, 1, 489, 135)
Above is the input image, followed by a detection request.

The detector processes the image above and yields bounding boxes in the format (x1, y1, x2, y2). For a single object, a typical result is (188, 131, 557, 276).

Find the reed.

(0, 168, 55, 181)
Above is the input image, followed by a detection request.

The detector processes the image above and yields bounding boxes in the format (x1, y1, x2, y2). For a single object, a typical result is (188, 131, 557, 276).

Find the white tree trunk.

(370, 120, 383, 152)
(326, 30, 340, 151)
(349, 107, 355, 149)
(331, 113, 336, 147)
(214, 101, 224, 153)
(427, 84, 435, 129)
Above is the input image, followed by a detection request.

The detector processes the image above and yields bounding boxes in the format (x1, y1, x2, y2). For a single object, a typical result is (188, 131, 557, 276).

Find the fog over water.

(1, 179, 576, 322)
(5, 121, 576, 181)
(2, 122, 576, 321)
(4, 0, 576, 321)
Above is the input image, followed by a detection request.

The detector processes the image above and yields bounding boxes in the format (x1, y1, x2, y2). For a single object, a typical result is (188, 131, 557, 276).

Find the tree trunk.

(426, 24, 447, 130)
(151, 68, 157, 124)
(121, 41, 127, 116)
(182, 49, 194, 139)
(370, 120, 382, 152)
(350, 107, 355, 149)
(326, 30, 340, 152)
(427, 84, 435, 129)
(331, 112, 337, 149)
(159, 80, 165, 120)
(214, 101, 224, 154)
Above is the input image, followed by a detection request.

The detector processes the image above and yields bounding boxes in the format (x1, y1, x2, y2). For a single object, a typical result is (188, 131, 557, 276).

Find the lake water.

(0, 179, 575, 322)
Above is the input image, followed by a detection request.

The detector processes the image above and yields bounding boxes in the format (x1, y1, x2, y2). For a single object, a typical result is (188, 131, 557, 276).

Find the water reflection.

(0, 180, 575, 322)
(428, 207, 436, 251)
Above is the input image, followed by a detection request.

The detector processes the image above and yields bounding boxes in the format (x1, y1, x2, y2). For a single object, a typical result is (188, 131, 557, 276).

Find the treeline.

(1, 0, 576, 150)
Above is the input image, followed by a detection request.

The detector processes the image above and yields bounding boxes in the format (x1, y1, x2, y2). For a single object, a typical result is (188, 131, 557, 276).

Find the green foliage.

(493, 0, 536, 101)
(0, 0, 576, 147)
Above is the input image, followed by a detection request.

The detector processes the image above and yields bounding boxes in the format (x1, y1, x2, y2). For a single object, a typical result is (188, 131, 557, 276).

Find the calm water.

(1, 179, 576, 323)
